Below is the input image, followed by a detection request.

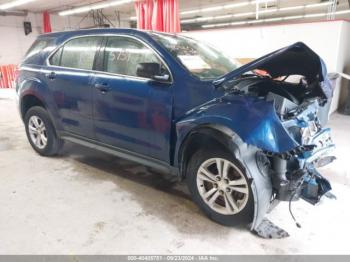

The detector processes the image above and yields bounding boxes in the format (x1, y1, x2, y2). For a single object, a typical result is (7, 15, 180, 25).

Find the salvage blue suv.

(17, 28, 336, 237)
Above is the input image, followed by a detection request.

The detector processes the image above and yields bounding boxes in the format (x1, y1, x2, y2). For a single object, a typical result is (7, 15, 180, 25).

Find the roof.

(38, 28, 178, 40)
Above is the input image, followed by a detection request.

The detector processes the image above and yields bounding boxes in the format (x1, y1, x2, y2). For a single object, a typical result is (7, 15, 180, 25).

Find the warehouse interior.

(1, 0, 350, 256)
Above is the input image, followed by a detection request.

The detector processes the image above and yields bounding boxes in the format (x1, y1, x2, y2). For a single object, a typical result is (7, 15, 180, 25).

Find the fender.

(175, 94, 298, 162)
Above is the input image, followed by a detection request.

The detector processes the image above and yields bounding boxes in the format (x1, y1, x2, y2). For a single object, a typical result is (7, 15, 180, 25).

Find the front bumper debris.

(301, 128, 335, 167)
(253, 218, 289, 239)
(252, 127, 336, 238)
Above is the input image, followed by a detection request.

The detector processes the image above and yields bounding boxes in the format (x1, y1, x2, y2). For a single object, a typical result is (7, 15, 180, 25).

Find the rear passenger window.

(49, 36, 101, 70)
(103, 36, 166, 77)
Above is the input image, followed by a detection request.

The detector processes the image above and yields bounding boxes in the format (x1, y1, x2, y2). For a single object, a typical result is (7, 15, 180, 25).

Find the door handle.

(95, 83, 111, 94)
(46, 72, 56, 80)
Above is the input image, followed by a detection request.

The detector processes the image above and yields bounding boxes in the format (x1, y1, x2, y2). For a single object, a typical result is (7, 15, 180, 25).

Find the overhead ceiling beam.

(0, 10, 28, 16)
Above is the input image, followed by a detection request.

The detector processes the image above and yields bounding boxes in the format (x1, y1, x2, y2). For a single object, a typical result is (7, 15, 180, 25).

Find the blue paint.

(175, 95, 299, 154)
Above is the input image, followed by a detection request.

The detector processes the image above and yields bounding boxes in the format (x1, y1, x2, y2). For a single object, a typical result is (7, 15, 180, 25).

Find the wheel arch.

(175, 123, 273, 231)
(176, 124, 241, 179)
(20, 94, 47, 120)
(18, 76, 50, 120)
(19, 91, 61, 136)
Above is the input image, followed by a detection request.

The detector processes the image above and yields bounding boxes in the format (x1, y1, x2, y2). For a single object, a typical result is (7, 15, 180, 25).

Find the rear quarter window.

(23, 38, 52, 64)
(49, 48, 62, 66)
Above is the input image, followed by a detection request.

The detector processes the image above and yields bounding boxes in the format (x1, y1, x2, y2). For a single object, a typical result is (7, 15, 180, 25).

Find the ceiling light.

(182, 14, 234, 24)
(181, 18, 197, 24)
(197, 17, 214, 22)
(182, 14, 237, 24)
(202, 22, 231, 28)
(279, 2, 332, 12)
(305, 2, 332, 9)
(234, 8, 277, 17)
(215, 14, 234, 20)
(182, 7, 280, 23)
(304, 13, 326, 18)
(263, 17, 283, 22)
(251, 0, 276, 5)
(233, 11, 255, 17)
(230, 21, 248, 26)
(180, 10, 199, 15)
(200, 6, 224, 12)
(91, 3, 112, 10)
(200, 10, 345, 29)
(0, 0, 36, 10)
(59, 0, 133, 16)
(283, 15, 303, 20)
(181, 0, 276, 16)
(334, 9, 350, 15)
(181, 0, 337, 25)
(248, 20, 263, 24)
(223, 2, 249, 9)
(279, 6, 304, 11)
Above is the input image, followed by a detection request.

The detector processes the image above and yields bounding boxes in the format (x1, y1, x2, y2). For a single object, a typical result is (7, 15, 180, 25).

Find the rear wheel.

(186, 148, 254, 226)
(24, 106, 63, 156)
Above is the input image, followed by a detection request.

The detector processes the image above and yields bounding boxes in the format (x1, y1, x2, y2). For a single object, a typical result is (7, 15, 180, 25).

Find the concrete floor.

(0, 88, 350, 254)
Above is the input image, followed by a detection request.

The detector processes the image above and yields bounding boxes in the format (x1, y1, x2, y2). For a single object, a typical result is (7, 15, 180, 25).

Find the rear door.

(91, 35, 173, 162)
(46, 36, 103, 139)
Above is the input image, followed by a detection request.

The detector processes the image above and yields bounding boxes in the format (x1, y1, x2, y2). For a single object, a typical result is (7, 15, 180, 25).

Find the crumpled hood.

(213, 42, 332, 99)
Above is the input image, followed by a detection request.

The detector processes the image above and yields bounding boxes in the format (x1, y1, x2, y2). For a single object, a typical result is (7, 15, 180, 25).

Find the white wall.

(0, 12, 95, 65)
(185, 20, 350, 113)
(337, 22, 350, 110)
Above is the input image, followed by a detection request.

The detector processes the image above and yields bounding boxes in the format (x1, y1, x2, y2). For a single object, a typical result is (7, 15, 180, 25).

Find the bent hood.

(213, 42, 332, 98)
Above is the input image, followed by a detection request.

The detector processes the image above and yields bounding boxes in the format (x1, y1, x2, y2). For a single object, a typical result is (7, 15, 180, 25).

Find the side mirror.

(136, 62, 170, 82)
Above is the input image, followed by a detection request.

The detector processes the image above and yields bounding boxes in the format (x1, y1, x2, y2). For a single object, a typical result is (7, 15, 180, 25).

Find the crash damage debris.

(253, 218, 290, 239)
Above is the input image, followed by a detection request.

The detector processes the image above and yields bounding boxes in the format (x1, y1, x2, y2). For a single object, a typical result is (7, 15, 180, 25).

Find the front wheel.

(186, 148, 254, 226)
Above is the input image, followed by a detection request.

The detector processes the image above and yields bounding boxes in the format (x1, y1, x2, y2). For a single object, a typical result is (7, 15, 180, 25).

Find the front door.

(91, 35, 173, 162)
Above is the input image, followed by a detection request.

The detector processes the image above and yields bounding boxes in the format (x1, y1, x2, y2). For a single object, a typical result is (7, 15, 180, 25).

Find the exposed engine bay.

(222, 74, 328, 117)
(212, 42, 336, 237)
(223, 74, 335, 208)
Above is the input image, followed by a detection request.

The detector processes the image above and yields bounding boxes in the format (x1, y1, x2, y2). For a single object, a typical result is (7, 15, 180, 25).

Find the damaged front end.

(214, 42, 336, 237)
(254, 98, 336, 238)
(271, 100, 335, 206)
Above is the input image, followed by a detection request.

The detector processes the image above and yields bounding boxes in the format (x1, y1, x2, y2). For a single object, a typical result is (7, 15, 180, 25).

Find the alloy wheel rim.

(196, 158, 249, 215)
(28, 116, 48, 150)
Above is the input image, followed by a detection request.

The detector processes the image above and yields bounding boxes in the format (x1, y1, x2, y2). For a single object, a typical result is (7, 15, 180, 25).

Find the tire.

(24, 106, 63, 156)
(186, 148, 254, 226)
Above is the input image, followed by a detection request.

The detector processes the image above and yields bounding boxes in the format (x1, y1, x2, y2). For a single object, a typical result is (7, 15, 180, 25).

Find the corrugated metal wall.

(0, 65, 17, 89)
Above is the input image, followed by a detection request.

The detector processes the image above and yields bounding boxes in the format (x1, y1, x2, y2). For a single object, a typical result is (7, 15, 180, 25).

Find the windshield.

(150, 33, 241, 80)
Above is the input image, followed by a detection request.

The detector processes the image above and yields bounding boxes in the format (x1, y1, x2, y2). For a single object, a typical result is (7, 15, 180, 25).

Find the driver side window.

(103, 36, 168, 78)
